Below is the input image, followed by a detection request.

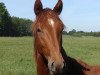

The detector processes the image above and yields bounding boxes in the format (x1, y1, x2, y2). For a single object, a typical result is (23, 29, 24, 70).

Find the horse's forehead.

(36, 11, 63, 29)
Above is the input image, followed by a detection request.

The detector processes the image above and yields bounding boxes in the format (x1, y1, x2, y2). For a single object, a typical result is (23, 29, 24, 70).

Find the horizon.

(1, 0, 100, 32)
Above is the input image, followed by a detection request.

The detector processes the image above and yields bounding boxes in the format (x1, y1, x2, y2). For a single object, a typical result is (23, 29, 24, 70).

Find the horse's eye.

(37, 28, 41, 32)
(60, 28, 64, 33)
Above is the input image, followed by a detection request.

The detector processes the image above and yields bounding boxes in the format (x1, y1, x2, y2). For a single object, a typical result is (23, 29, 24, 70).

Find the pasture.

(0, 36, 100, 75)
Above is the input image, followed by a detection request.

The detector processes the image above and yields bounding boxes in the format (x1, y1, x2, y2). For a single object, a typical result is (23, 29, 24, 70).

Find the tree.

(0, 2, 13, 36)
(68, 29, 76, 35)
(11, 17, 33, 36)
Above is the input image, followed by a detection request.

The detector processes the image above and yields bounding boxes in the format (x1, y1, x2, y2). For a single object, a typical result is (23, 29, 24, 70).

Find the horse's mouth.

(49, 67, 64, 75)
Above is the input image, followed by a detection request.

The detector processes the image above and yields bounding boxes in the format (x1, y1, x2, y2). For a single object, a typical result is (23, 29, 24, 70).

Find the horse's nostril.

(51, 62, 54, 67)
(63, 61, 66, 67)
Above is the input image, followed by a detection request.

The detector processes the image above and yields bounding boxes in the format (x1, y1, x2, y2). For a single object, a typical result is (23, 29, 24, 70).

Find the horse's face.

(33, 0, 65, 74)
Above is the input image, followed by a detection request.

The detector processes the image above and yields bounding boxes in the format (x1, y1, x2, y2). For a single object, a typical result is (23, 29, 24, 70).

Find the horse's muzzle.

(48, 60, 66, 75)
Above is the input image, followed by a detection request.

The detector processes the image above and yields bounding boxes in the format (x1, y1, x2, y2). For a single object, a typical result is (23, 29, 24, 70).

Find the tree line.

(0, 2, 32, 36)
(63, 29, 100, 37)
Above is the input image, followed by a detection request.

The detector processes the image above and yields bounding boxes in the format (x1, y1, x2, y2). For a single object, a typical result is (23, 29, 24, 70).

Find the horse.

(33, 0, 100, 75)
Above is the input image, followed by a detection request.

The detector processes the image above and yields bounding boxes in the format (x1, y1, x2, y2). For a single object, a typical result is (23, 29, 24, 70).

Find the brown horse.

(33, 0, 100, 75)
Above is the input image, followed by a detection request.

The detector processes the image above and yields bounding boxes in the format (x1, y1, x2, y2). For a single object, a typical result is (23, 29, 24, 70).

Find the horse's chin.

(49, 68, 63, 75)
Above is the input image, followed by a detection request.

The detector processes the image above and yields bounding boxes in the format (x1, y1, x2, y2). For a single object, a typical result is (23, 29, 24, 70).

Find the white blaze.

(48, 18, 54, 27)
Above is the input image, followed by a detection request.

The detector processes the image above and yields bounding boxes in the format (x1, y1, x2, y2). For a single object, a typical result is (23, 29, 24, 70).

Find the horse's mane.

(67, 57, 90, 71)
(61, 47, 91, 75)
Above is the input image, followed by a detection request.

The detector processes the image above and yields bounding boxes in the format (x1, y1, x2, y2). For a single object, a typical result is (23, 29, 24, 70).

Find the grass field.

(0, 36, 100, 75)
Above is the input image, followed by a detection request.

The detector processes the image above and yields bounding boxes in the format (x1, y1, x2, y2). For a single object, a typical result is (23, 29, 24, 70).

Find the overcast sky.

(1, 0, 100, 32)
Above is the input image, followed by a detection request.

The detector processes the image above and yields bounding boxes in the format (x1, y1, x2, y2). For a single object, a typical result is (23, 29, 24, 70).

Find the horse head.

(33, 0, 65, 74)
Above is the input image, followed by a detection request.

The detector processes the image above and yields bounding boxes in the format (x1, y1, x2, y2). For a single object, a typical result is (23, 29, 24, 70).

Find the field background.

(0, 35, 100, 75)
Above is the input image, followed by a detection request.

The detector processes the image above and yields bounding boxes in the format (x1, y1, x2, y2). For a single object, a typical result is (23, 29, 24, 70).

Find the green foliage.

(0, 36, 100, 75)
(11, 17, 32, 36)
(69, 29, 76, 35)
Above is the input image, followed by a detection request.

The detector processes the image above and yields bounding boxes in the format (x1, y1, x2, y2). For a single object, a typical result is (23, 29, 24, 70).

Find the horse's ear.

(34, 0, 43, 15)
(53, 0, 63, 15)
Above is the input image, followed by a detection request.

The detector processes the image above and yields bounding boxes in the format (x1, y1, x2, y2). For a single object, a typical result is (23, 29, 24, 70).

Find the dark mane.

(60, 48, 90, 75)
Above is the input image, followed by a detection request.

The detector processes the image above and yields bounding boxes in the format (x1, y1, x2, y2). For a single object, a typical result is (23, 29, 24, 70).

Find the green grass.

(63, 36, 100, 65)
(0, 37, 36, 75)
(0, 36, 100, 75)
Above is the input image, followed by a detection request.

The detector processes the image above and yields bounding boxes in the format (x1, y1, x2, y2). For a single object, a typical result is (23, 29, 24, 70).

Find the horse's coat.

(33, 0, 100, 75)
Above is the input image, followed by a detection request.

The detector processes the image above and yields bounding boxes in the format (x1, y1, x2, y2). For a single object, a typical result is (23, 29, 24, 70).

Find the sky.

(1, 0, 100, 32)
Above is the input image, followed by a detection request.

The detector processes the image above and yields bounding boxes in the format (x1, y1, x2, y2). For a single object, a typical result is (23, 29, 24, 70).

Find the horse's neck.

(61, 47, 90, 69)
(61, 47, 91, 75)
(36, 53, 51, 75)
(67, 57, 90, 70)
